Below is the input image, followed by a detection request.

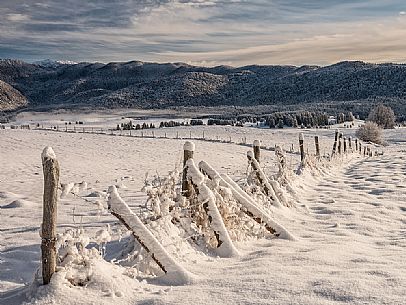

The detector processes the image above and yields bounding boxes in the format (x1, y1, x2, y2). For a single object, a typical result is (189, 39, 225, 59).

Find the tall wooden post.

(338, 133, 343, 154)
(41, 147, 60, 285)
(299, 133, 305, 162)
(363, 146, 366, 156)
(348, 137, 352, 151)
(332, 129, 339, 155)
(182, 141, 195, 198)
(355, 138, 358, 151)
(253, 140, 261, 163)
(314, 136, 320, 157)
(343, 136, 347, 153)
(359, 142, 362, 154)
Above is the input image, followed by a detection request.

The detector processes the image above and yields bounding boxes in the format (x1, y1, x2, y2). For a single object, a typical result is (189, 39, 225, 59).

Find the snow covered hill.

(1, 59, 406, 116)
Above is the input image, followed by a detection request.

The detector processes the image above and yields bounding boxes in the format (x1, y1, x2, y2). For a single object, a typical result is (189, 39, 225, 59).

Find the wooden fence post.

(314, 135, 320, 157)
(338, 133, 343, 154)
(363, 146, 367, 156)
(343, 136, 347, 153)
(182, 141, 195, 198)
(41, 147, 60, 285)
(332, 129, 339, 155)
(359, 142, 362, 154)
(348, 137, 352, 151)
(299, 133, 305, 162)
(355, 138, 358, 151)
(253, 140, 261, 163)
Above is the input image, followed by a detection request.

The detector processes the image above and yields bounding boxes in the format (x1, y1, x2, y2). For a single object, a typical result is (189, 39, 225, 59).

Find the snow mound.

(1, 199, 35, 209)
(83, 190, 106, 198)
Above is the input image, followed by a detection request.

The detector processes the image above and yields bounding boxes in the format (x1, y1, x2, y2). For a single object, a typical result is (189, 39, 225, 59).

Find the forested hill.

(1, 59, 406, 113)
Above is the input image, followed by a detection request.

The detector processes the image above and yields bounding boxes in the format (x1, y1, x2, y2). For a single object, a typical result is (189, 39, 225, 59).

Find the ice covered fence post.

(253, 140, 261, 163)
(314, 135, 320, 157)
(182, 141, 195, 198)
(332, 129, 339, 155)
(299, 133, 305, 162)
(41, 147, 60, 285)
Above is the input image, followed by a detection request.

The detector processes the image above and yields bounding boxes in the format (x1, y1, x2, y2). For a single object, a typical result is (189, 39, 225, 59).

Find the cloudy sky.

(1, 0, 406, 66)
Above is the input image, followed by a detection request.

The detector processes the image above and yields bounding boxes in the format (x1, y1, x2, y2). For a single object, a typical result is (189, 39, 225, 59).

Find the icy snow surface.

(0, 123, 405, 305)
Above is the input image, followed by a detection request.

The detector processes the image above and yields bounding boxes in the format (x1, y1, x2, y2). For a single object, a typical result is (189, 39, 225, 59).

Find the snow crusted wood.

(253, 140, 261, 163)
(314, 136, 320, 157)
(247, 151, 282, 208)
(182, 141, 195, 198)
(41, 146, 60, 285)
(107, 186, 193, 285)
(199, 161, 295, 240)
(332, 129, 339, 156)
(185, 159, 239, 258)
(299, 133, 305, 162)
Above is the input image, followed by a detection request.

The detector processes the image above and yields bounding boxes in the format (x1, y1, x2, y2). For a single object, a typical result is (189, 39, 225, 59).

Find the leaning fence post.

(314, 135, 320, 157)
(299, 133, 305, 162)
(41, 147, 60, 285)
(253, 140, 261, 163)
(182, 141, 195, 198)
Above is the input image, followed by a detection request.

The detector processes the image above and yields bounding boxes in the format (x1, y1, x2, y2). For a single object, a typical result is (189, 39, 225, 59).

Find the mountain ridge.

(1, 59, 406, 115)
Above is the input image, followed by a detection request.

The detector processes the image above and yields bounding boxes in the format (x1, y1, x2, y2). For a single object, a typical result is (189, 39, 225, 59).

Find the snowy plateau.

(0, 111, 405, 305)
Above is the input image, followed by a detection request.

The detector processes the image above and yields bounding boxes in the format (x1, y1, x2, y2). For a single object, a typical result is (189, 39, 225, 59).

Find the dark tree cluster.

(159, 120, 185, 128)
(265, 111, 330, 128)
(118, 120, 156, 130)
(190, 119, 204, 126)
(207, 118, 237, 126)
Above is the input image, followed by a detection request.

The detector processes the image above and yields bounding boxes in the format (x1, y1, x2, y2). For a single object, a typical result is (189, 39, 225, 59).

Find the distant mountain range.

(1, 59, 406, 116)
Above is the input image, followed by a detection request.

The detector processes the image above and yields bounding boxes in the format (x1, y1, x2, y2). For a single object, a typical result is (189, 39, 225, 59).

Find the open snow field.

(0, 120, 405, 305)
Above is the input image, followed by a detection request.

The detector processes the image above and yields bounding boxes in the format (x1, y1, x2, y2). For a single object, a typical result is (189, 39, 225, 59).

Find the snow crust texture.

(0, 124, 405, 305)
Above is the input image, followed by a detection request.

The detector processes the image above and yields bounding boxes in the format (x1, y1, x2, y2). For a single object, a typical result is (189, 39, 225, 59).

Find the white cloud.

(6, 13, 29, 22)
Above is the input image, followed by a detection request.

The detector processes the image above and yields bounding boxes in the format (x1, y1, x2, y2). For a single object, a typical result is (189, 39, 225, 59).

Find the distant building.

(328, 116, 337, 125)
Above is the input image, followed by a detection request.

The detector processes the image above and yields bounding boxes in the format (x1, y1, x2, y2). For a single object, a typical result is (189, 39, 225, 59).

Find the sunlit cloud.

(0, 0, 405, 65)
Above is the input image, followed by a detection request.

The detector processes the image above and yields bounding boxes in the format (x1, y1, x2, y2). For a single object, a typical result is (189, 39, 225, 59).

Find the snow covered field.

(0, 120, 405, 305)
